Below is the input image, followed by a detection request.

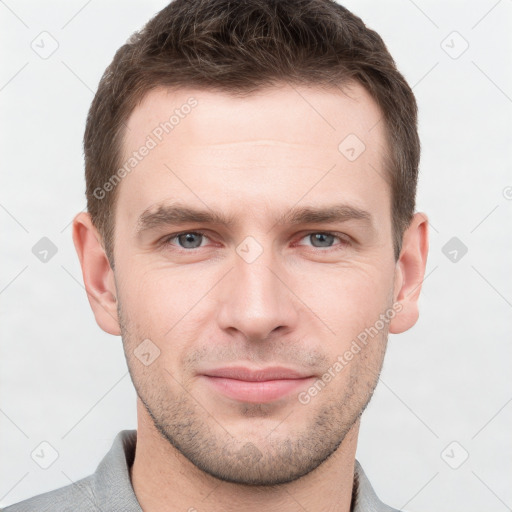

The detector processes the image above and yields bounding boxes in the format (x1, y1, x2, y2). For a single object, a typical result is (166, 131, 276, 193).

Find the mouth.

(199, 366, 315, 403)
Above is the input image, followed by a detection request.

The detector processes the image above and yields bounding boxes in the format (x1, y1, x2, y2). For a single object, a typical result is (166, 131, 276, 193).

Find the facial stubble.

(117, 297, 388, 487)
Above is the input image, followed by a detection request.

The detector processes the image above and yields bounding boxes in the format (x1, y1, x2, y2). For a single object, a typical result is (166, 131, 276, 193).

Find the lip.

(200, 366, 315, 403)
(202, 366, 313, 381)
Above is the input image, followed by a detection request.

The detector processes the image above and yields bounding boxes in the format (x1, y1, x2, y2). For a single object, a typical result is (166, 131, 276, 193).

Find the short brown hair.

(84, 0, 420, 268)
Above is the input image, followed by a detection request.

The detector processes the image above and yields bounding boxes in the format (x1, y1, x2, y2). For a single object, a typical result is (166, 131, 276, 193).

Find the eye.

(159, 230, 350, 252)
(296, 232, 349, 250)
(161, 231, 210, 250)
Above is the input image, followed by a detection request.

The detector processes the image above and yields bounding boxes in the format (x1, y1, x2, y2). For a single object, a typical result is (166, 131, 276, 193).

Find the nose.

(216, 244, 300, 343)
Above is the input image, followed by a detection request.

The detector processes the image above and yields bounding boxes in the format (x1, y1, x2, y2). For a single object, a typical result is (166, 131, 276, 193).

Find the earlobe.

(72, 212, 121, 336)
(389, 212, 429, 335)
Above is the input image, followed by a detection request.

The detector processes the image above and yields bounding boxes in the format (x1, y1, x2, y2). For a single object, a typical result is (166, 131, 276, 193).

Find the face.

(111, 83, 400, 485)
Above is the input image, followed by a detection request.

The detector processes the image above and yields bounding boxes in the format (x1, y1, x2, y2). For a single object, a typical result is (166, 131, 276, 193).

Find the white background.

(1, 1, 511, 510)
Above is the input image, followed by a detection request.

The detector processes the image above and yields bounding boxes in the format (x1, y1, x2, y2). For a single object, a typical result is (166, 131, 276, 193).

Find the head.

(73, 0, 428, 486)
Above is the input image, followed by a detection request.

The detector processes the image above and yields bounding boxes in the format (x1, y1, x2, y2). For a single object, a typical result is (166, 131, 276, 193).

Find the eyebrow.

(135, 202, 373, 236)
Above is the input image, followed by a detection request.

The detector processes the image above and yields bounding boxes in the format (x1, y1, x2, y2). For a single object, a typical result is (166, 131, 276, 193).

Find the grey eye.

(177, 232, 204, 249)
(308, 233, 336, 248)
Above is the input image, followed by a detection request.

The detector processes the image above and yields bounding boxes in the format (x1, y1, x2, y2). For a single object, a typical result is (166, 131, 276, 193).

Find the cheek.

(292, 263, 392, 338)
(119, 263, 214, 345)
(117, 266, 172, 337)
(118, 251, 393, 348)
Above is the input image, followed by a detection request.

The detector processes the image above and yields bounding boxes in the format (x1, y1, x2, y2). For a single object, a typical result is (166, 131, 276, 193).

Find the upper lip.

(202, 366, 313, 382)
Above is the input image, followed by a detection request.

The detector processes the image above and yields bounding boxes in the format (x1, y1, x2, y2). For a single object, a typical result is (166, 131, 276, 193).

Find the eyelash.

(159, 230, 350, 252)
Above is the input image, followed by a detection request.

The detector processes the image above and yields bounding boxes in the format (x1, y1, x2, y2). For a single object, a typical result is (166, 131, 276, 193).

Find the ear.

(389, 212, 429, 334)
(72, 212, 121, 335)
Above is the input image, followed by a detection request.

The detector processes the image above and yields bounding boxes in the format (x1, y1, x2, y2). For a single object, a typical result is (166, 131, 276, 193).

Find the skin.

(73, 82, 428, 512)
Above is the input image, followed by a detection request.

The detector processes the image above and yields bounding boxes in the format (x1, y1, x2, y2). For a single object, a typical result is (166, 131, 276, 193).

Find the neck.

(130, 398, 359, 512)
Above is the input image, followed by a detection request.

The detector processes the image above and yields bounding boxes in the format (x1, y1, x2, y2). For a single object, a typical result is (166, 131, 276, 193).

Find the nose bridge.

(216, 237, 298, 341)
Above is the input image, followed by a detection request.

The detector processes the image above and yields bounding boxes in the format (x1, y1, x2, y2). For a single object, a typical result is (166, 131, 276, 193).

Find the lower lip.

(201, 376, 314, 403)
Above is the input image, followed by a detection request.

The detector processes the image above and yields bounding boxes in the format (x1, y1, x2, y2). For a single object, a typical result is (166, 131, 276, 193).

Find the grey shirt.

(2, 430, 401, 512)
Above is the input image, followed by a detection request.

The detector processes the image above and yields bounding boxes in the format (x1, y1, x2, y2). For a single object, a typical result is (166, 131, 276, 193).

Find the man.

(3, 0, 428, 510)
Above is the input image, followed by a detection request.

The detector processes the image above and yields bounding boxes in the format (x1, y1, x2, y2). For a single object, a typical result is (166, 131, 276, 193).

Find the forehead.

(122, 82, 385, 152)
(116, 83, 389, 227)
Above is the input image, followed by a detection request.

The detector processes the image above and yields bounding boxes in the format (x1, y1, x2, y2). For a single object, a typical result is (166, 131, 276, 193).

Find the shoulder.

(1, 474, 98, 512)
(2, 429, 139, 512)
(353, 459, 404, 512)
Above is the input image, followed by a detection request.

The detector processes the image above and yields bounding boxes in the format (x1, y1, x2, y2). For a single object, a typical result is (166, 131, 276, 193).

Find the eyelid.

(160, 230, 213, 248)
(160, 230, 350, 251)
(293, 231, 351, 249)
